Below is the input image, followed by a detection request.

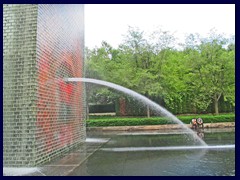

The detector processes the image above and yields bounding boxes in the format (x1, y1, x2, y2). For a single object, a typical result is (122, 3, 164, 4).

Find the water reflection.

(197, 129, 204, 140)
(68, 128, 235, 176)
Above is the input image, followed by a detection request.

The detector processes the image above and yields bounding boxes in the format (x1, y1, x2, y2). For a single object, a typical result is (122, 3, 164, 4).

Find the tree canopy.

(85, 27, 235, 115)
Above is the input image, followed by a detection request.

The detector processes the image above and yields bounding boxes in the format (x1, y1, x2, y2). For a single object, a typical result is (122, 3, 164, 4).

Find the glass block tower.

(3, 4, 86, 167)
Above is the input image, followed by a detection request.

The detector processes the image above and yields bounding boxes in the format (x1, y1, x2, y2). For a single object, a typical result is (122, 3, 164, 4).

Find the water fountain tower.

(3, 4, 86, 167)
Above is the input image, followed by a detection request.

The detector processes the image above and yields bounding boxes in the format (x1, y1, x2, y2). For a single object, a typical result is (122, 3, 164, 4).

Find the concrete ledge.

(87, 122, 235, 131)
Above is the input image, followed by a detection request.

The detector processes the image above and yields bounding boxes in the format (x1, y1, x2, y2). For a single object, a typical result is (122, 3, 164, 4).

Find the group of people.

(191, 117, 204, 139)
(190, 117, 204, 130)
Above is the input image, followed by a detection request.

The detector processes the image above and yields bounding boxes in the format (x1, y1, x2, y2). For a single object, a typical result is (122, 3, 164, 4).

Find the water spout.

(66, 78, 208, 146)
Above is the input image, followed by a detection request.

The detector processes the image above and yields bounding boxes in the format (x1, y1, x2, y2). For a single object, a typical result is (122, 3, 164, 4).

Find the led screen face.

(35, 5, 85, 158)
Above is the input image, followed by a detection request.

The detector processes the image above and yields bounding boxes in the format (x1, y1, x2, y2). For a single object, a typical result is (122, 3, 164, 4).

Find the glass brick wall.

(3, 4, 86, 167)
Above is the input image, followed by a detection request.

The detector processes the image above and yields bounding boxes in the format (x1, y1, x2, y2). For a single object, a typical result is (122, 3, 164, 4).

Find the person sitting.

(197, 117, 204, 129)
(190, 118, 197, 130)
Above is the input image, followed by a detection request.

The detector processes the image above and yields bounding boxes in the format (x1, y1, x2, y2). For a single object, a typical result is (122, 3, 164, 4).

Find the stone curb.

(87, 122, 235, 131)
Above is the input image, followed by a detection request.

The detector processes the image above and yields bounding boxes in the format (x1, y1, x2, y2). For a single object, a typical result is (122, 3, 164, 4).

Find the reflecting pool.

(68, 128, 235, 176)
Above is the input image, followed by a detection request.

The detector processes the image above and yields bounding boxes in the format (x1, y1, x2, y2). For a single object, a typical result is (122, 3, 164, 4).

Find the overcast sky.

(84, 4, 235, 49)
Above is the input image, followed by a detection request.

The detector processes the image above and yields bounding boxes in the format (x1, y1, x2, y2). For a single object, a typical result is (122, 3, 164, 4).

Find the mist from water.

(66, 78, 208, 146)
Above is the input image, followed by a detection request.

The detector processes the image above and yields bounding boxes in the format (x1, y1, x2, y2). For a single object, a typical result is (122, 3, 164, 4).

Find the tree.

(85, 27, 235, 115)
(183, 34, 212, 113)
(120, 27, 156, 117)
(184, 30, 235, 114)
(159, 50, 190, 113)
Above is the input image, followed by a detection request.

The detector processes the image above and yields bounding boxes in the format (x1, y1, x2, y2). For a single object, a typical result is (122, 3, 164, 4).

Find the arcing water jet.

(66, 78, 208, 146)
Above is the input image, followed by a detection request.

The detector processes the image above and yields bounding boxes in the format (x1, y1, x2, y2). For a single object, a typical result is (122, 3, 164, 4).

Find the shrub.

(86, 114, 235, 127)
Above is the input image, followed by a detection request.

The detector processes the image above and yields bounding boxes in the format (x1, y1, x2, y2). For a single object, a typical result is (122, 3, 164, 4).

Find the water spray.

(66, 78, 208, 146)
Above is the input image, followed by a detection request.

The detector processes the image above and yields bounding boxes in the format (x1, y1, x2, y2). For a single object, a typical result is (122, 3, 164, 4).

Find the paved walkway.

(3, 138, 109, 176)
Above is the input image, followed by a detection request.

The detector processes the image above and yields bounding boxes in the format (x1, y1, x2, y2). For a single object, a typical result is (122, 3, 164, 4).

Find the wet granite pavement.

(24, 138, 110, 176)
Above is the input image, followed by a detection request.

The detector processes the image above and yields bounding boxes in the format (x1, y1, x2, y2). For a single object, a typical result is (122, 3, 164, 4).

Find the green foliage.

(86, 114, 235, 127)
(85, 27, 235, 115)
(183, 30, 235, 114)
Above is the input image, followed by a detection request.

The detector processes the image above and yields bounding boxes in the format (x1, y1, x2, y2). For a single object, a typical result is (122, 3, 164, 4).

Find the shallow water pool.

(68, 128, 235, 176)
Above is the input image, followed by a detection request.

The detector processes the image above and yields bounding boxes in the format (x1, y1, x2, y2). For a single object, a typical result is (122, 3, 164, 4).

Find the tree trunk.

(147, 105, 150, 118)
(214, 94, 219, 115)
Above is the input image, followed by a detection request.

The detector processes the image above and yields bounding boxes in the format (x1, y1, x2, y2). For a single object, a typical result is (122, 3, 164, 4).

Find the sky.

(84, 4, 235, 49)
